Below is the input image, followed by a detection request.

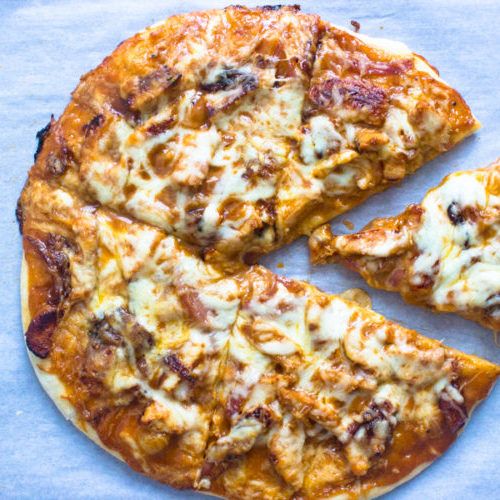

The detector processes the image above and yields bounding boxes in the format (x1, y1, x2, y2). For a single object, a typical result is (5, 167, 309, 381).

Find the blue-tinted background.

(0, 1, 498, 498)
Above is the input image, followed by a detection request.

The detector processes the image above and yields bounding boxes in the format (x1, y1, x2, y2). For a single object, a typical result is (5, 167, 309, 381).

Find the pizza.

(16, 5, 498, 500)
(310, 160, 500, 331)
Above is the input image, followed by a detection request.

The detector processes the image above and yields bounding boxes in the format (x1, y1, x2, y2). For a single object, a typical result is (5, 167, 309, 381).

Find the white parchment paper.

(0, 1, 498, 498)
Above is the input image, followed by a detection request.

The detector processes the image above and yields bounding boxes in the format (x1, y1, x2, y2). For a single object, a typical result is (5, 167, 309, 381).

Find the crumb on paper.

(343, 219, 355, 230)
(339, 288, 372, 309)
(380, 26, 384, 30)
(276, 262, 284, 269)
(350, 20, 361, 32)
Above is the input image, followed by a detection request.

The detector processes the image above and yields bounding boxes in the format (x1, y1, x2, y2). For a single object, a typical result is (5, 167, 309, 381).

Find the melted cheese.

(213, 265, 460, 483)
(383, 106, 416, 153)
(82, 209, 244, 438)
(412, 169, 500, 312)
(137, 379, 203, 431)
(243, 278, 312, 356)
(300, 115, 345, 164)
(226, 326, 273, 407)
(306, 297, 353, 358)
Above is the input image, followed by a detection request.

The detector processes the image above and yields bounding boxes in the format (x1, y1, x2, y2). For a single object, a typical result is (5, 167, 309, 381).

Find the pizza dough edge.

(21, 253, 225, 498)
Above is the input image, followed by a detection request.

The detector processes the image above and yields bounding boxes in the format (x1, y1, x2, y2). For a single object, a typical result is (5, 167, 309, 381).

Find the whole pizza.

(16, 5, 499, 499)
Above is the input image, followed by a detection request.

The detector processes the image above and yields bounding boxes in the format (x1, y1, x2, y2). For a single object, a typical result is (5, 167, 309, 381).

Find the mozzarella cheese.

(412, 169, 500, 313)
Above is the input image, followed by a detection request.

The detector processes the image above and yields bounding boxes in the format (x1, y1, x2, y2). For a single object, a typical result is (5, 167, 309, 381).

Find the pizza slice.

(19, 180, 499, 497)
(310, 161, 500, 331)
(29, 5, 479, 266)
(198, 266, 499, 499)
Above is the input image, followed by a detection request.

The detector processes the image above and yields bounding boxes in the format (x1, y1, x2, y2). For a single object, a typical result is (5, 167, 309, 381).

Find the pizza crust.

(21, 254, 125, 464)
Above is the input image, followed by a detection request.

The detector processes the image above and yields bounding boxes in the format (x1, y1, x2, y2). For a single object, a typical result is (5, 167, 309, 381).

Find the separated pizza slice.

(310, 160, 500, 331)
(28, 5, 479, 266)
(198, 266, 499, 499)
